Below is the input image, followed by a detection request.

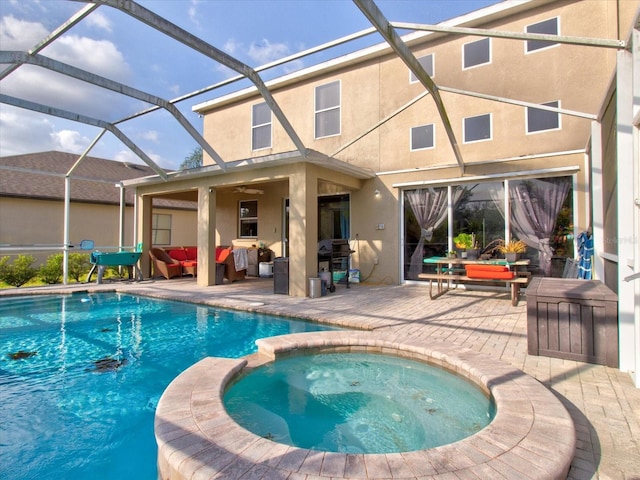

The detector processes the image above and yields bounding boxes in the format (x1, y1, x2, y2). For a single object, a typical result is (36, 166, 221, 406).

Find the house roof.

(0, 151, 196, 209)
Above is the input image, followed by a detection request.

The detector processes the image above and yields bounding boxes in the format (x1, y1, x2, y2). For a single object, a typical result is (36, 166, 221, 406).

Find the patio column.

(289, 164, 318, 297)
(197, 185, 217, 287)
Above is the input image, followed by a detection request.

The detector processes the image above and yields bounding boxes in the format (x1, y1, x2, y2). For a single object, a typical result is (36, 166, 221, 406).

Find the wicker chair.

(149, 247, 182, 279)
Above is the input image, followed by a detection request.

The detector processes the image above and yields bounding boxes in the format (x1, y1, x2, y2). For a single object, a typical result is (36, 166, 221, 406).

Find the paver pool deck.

(2, 277, 639, 479)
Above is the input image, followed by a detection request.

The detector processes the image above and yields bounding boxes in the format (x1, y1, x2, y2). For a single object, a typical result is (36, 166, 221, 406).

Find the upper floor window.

(463, 113, 492, 143)
(152, 213, 171, 245)
(315, 80, 341, 138)
(239, 200, 258, 238)
(527, 101, 560, 133)
(463, 37, 490, 69)
(409, 54, 434, 83)
(252, 102, 271, 150)
(410, 124, 435, 150)
(526, 17, 559, 53)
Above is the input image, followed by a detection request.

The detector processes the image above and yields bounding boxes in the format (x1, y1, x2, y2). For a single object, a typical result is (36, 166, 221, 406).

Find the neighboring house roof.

(0, 151, 196, 209)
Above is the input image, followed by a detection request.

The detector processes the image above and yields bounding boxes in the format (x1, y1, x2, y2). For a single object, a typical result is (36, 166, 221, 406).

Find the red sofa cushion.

(215, 247, 231, 263)
(465, 265, 514, 280)
(168, 249, 187, 262)
(184, 247, 197, 261)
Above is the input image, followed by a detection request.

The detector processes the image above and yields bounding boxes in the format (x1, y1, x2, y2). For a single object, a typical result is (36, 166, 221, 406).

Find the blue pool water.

(225, 352, 495, 453)
(0, 293, 336, 480)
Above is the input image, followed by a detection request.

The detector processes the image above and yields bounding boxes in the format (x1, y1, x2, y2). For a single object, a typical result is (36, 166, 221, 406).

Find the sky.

(0, 0, 500, 170)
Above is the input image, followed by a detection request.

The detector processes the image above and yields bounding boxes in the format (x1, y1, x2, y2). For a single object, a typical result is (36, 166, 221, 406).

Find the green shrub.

(0, 255, 38, 287)
(39, 253, 64, 284)
(68, 253, 91, 282)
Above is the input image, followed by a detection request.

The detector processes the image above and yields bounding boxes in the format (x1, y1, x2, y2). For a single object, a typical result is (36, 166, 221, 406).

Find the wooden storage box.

(526, 277, 618, 367)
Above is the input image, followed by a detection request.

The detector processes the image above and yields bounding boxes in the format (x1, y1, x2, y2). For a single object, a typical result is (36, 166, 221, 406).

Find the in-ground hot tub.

(224, 351, 495, 454)
(155, 332, 575, 479)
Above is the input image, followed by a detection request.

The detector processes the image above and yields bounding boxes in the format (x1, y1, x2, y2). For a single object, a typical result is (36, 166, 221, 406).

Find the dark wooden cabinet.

(526, 277, 618, 367)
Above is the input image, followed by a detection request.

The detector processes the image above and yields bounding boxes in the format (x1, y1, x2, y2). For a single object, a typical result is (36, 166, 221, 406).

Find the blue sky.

(1, 0, 499, 170)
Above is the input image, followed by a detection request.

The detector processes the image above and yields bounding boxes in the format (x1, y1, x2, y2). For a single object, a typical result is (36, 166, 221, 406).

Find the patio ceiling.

(0, 0, 626, 182)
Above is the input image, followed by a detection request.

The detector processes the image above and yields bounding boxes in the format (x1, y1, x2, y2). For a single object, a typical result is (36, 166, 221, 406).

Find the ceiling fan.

(233, 186, 264, 194)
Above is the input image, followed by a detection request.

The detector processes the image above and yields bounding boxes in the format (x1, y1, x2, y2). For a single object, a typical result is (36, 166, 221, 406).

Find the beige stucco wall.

(0, 197, 196, 265)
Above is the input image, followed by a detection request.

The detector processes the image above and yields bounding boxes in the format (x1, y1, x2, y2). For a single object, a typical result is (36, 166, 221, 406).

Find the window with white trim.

(526, 17, 559, 53)
(527, 101, 560, 133)
(409, 54, 434, 83)
(251, 102, 271, 150)
(239, 200, 258, 238)
(410, 124, 435, 150)
(463, 113, 492, 143)
(152, 213, 171, 245)
(463, 37, 490, 69)
(315, 80, 340, 138)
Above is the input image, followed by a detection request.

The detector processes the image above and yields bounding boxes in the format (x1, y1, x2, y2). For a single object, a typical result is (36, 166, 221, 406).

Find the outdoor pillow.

(185, 247, 197, 261)
(216, 247, 231, 263)
(169, 249, 188, 262)
(465, 265, 514, 280)
(465, 265, 509, 272)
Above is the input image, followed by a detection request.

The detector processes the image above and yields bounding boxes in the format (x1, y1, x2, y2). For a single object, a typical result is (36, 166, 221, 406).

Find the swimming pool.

(0, 292, 336, 480)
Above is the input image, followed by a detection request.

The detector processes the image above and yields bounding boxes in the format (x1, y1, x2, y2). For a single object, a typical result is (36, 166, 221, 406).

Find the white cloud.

(51, 129, 92, 152)
(0, 106, 93, 156)
(44, 34, 131, 82)
(223, 38, 241, 56)
(188, 0, 202, 28)
(85, 11, 112, 33)
(1, 31, 134, 121)
(140, 130, 160, 143)
(247, 39, 290, 65)
(0, 15, 49, 50)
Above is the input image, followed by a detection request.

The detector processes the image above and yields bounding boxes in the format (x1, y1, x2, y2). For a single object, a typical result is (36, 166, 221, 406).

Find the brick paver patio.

(2, 277, 639, 479)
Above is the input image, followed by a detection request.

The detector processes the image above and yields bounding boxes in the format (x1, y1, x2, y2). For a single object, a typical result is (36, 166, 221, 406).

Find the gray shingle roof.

(0, 151, 195, 209)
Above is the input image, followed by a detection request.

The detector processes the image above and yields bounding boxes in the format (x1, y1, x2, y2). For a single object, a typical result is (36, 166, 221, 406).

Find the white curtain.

(406, 188, 463, 279)
(509, 178, 571, 276)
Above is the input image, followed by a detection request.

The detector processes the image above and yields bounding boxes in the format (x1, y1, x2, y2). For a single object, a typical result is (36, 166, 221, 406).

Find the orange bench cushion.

(184, 247, 197, 261)
(465, 264, 514, 280)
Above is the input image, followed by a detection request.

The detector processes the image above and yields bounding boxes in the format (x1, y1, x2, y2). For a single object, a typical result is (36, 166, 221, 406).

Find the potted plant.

(453, 233, 477, 259)
(447, 250, 457, 259)
(498, 239, 527, 262)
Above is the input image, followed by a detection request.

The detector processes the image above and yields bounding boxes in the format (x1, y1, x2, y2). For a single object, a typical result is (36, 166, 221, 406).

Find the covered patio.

(124, 149, 375, 297)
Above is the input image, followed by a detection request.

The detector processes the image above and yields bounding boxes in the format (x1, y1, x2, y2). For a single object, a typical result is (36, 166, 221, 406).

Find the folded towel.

(233, 248, 248, 271)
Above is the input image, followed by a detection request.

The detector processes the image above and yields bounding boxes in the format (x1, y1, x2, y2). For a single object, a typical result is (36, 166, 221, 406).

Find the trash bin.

(309, 277, 322, 298)
(215, 263, 225, 285)
(318, 270, 331, 294)
(273, 257, 289, 294)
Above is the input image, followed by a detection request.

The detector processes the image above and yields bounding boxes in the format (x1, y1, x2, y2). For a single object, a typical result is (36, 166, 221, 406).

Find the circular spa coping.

(155, 332, 576, 480)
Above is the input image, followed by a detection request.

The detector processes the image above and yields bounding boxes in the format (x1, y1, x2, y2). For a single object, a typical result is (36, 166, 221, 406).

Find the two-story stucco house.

(122, 1, 639, 382)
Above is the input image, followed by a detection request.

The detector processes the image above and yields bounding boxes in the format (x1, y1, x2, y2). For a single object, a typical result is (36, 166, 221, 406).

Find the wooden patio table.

(420, 256, 530, 306)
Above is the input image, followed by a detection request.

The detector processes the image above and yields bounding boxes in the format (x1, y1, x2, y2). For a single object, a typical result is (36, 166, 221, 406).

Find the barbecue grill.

(318, 239, 355, 292)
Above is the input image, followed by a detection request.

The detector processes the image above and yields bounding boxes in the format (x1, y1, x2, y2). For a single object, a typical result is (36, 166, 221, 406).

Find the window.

(315, 80, 340, 138)
(409, 54, 434, 83)
(410, 124, 435, 150)
(152, 213, 171, 245)
(463, 113, 492, 143)
(527, 101, 560, 133)
(526, 17, 559, 53)
(251, 102, 271, 150)
(239, 200, 258, 238)
(463, 37, 490, 69)
(402, 176, 574, 281)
